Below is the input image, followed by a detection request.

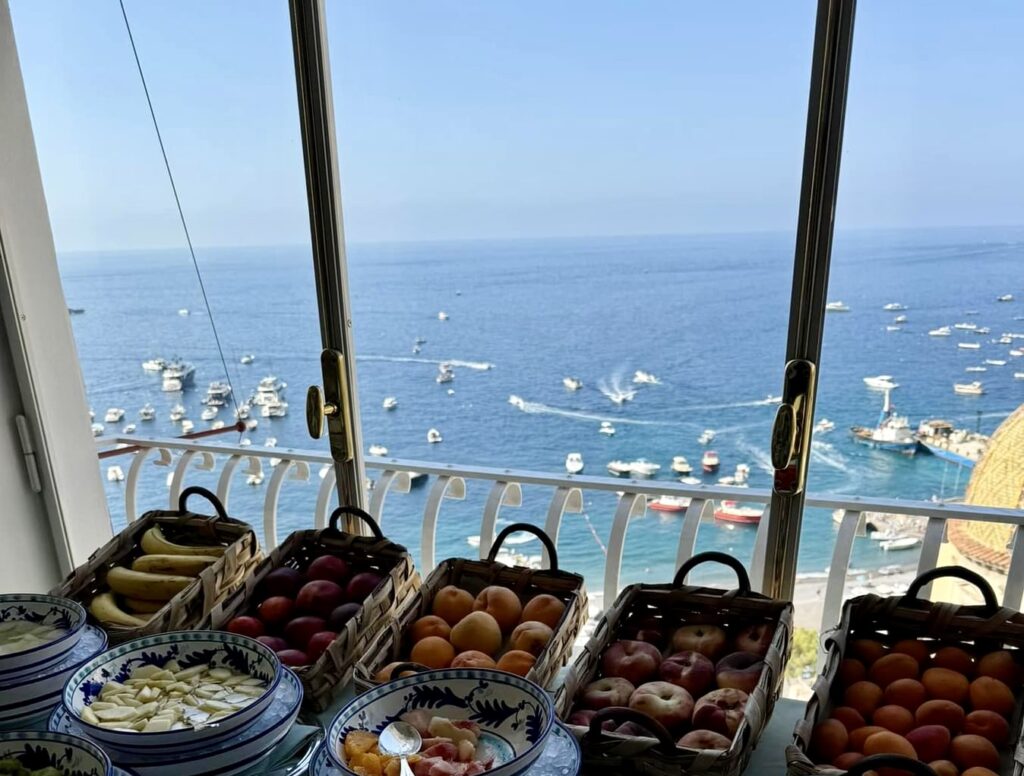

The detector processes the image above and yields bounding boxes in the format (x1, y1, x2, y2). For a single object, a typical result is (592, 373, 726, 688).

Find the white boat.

(886, 325, 901, 332)
(437, 311, 449, 321)
(508, 395, 526, 409)
(849, 388, 917, 455)
(998, 336, 1013, 345)
(698, 429, 716, 445)
(238, 438, 252, 447)
(427, 428, 443, 444)
(734, 463, 751, 484)
(954, 381, 984, 396)
(161, 361, 195, 392)
(177, 308, 190, 316)
(718, 476, 737, 486)
(446, 389, 455, 396)
(671, 455, 693, 474)
(211, 420, 225, 430)
(180, 419, 194, 433)
(253, 375, 286, 405)
(606, 388, 635, 404)
(758, 394, 783, 404)
(138, 404, 155, 421)
(928, 326, 951, 337)
(562, 377, 583, 391)
(1011, 350, 1024, 357)
(975, 327, 991, 335)
(103, 408, 125, 423)
(436, 366, 455, 384)
(169, 405, 186, 422)
(368, 444, 389, 456)
(957, 342, 981, 350)
(814, 418, 835, 434)
(701, 450, 720, 473)
(629, 459, 660, 478)
(201, 406, 219, 421)
(965, 366, 987, 373)
(565, 453, 584, 474)
(680, 475, 702, 486)
(863, 375, 899, 391)
(122, 423, 136, 434)
(893, 315, 908, 324)
(954, 322, 977, 331)
(826, 301, 850, 312)
(264, 437, 277, 448)
(633, 370, 660, 385)
(205, 381, 232, 402)
(261, 399, 288, 418)
(1015, 372, 1024, 380)
(882, 303, 907, 311)
(382, 396, 398, 411)
(880, 536, 921, 552)
(106, 465, 125, 483)
(606, 460, 632, 476)
(142, 358, 166, 372)
(234, 404, 251, 420)
(246, 473, 264, 486)
(598, 421, 616, 436)
(90, 422, 104, 437)
(997, 294, 1015, 302)
(648, 495, 691, 513)
(985, 359, 1007, 366)
(239, 354, 255, 364)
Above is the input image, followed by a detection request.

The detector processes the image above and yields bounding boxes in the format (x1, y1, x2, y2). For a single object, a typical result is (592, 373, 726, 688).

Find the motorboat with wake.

(562, 377, 583, 391)
(633, 370, 660, 385)
(698, 429, 716, 445)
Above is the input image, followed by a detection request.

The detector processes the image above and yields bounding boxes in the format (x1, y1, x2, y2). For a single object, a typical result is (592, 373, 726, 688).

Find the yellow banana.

(123, 597, 166, 614)
(131, 553, 217, 576)
(106, 566, 194, 601)
(139, 525, 226, 558)
(90, 592, 150, 627)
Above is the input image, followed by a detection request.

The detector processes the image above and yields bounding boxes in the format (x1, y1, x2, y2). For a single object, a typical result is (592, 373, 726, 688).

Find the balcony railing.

(95, 435, 1024, 635)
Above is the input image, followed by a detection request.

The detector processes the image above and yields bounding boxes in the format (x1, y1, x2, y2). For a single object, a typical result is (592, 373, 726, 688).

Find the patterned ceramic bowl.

(63, 631, 281, 752)
(0, 731, 112, 776)
(327, 668, 554, 776)
(0, 594, 87, 675)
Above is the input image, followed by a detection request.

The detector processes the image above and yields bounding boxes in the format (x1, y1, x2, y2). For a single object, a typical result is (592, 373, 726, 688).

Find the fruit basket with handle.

(352, 522, 588, 693)
(787, 566, 1024, 776)
(51, 486, 261, 645)
(556, 551, 793, 776)
(202, 505, 419, 712)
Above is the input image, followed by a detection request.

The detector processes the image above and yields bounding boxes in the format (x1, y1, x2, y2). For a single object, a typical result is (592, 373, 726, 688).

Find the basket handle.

(673, 551, 752, 593)
(177, 486, 228, 521)
(327, 506, 384, 539)
(903, 566, 998, 610)
(487, 523, 558, 570)
(584, 707, 676, 751)
(844, 755, 937, 776)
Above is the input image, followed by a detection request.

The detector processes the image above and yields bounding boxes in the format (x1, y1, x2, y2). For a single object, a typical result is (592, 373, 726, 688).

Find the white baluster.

(603, 492, 646, 606)
(421, 475, 466, 572)
(215, 455, 263, 511)
(543, 487, 583, 568)
(674, 498, 709, 573)
(262, 461, 311, 550)
(478, 481, 522, 560)
(367, 469, 413, 529)
(124, 446, 172, 522)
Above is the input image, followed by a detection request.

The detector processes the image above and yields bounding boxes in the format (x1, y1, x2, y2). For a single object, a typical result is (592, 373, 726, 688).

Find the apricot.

(849, 726, 887, 752)
(496, 649, 535, 677)
(844, 680, 884, 719)
(932, 646, 976, 677)
(884, 678, 927, 711)
(922, 667, 969, 704)
(450, 611, 503, 656)
(906, 724, 951, 762)
(830, 706, 866, 732)
(977, 649, 1019, 686)
(432, 585, 475, 626)
(473, 586, 523, 632)
(409, 615, 451, 644)
(968, 675, 1014, 716)
(928, 761, 958, 776)
(961, 769, 1000, 776)
(374, 661, 421, 682)
(521, 593, 566, 629)
(509, 621, 553, 656)
(870, 653, 920, 688)
(862, 730, 917, 759)
(892, 638, 931, 664)
(451, 650, 497, 669)
(915, 699, 965, 733)
(948, 734, 1000, 771)
(851, 639, 889, 665)
(874, 704, 915, 735)
(811, 719, 848, 762)
(840, 658, 868, 687)
(833, 752, 864, 769)
(410, 636, 455, 669)
(963, 709, 1010, 745)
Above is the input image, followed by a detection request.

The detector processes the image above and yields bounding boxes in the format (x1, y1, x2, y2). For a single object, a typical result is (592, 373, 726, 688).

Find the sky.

(9, 1, 1024, 253)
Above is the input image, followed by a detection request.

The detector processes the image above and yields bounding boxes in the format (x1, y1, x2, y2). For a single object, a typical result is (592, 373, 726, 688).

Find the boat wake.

(597, 373, 637, 404)
(511, 398, 672, 426)
(734, 440, 775, 475)
(810, 440, 849, 472)
(358, 355, 494, 370)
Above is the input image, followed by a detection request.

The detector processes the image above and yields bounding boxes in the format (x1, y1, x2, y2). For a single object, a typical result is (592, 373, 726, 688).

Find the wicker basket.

(556, 551, 794, 776)
(787, 566, 1024, 776)
(352, 522, 588, 693)
(202, 505, 420, 711)
(51, 487, 261, 645)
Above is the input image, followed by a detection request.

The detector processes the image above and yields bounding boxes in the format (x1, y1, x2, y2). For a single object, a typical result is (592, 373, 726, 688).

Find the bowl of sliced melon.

(0, 594, 87, 676)
(62, 630, 281, 752)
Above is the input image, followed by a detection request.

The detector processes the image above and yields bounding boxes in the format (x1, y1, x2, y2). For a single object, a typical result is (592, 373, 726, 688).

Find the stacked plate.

(51, 631, 303, 776)
(0, 594, 108, 730)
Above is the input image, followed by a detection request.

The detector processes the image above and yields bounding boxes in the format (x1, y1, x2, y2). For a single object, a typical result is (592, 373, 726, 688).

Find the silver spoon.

(379, 721, 421, 776)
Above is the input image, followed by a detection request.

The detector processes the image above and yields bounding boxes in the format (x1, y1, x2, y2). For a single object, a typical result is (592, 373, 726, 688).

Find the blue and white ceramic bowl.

(0, 731, 112, 776)
(0, 594, 87, 676)
(0, 625, 107, 725)
(63, 631, 281, 751)
(327, 668, 554, 776)
(51, 667, 303, 776)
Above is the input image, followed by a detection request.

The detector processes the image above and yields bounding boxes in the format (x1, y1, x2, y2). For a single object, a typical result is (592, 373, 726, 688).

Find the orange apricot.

(921, 667, 969, 704)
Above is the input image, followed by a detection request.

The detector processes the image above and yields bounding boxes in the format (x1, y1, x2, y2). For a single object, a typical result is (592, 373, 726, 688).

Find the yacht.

(261, 399, 288, 418)
(680, 475, 702, 486)
(90, 422, 105, 437)
(954, 381, 985, 396)
(106, 465, 125, 483)
(670, 455, 693, 475)
(427, 428, 443, 444)
(138, 404, 156, 421)
(598, 421, 616, 436)
(201, 406, 218, 421)
(928, 326, 951, 337)
(893, 315, 908, 324)
(142, 357, 167, 372)
(253, 375, 286, 405)
(180, 419, 194, 433)
(965, 366, 987, 373)
(436, 365, 455, 384)
(698, 429, 716, 445)
(606, 460, 632, 476)
(882, 303, 907, 311)
(701, 450, 720, 473)
(508, 395, 526, 410)
(954, 322, 978, 330)
(437, 311, 449, 321)
(648, 495, 691, 513)
(826, 301, 850, 312)
(103, 408, 125, 423)
(997, 294, 1015, 302)
(161, 361, 195, 392)
(204, 381, 232, 402)
(850, 388, 917, 454)
(633, 370, 661, 385)
(863, 375, 899, 391)
(629, 459, 661, 478)
(565, 453, 584, 474)
(957, 342, 981, 350)
(562, 377, 583, 391)
(368, 444, 389, 456)
(177, 308, 190, 316)
(169, 405, 186, 422)
(382, 396, 398, 411)
(122, 424, 136, 434)
(814, 418, 836, 434)
(239, 354, 255, 365)
(985, 359, 1007, 366)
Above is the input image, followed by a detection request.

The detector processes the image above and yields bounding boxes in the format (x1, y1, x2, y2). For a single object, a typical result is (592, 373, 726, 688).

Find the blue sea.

(59, 226, 1024, 591)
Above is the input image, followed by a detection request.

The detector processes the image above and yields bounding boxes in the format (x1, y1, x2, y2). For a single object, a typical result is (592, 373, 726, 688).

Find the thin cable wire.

(118, 0, 241, 424)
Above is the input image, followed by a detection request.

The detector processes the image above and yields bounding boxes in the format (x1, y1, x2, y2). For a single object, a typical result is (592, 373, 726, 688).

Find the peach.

(869, 653, 920, 688)
(671, 624, 728, 660)
(840, 658, 868, 687)
(521, 594, 565, 629)
(473, 586, 523, 632)
(851, 639, 889, 665)
(977, 649, 1019, 686)
(948, 734, 1000, 771)
(884, 678, 927, 711)
(928, 761, 958, 776)
(843, 680, 885, 718)
(733, 623, 775, 657)
(677, 730, 731, 750)
(862, 730, 917, 759)
(830, 706, 866, 732)
(601, 640, 662, 685)
(961, 769, 1000, 776)
(968, 676, 1014, 716)
(810, 719, 849, 762)
(510, 621, 553, 656)
(432, 585, 475, 625)
(410, 636, 455, 669)
(922, 667, 969, 704)
(963, 709, 1010, 745)
(874, 704, 915, 735)
(892, 639, 931, 664)
(833, 752, 864, 769)
(714, 651, 765, 694)
(496, 650, 535, 676)
(932, 646, 976, 677)
(629, 681, 694, 732)
(660, 651, 716, 696)
(691, 688, 747, 738)
(450, 611, 503, 656)
(906, 724, 951, 762)
(451, 650, 497, 669)
(409, 615, 451, 644)
(849, 725, 887, 752)
(580, 677, 635, 710)
(915, 699, 965, 733)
